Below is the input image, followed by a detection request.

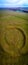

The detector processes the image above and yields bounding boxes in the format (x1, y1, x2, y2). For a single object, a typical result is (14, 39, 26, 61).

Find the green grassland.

(0, 11, 28, 65)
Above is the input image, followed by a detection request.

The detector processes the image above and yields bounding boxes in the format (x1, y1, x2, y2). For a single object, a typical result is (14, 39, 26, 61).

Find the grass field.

(0, 11, 28, 65)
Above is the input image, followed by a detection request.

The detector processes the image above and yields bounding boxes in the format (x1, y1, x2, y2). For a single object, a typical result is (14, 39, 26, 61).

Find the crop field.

(0, 11, 28, 65)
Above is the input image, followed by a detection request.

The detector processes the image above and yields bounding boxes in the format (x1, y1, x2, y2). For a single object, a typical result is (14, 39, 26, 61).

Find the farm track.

(1, 12, 28, 22)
